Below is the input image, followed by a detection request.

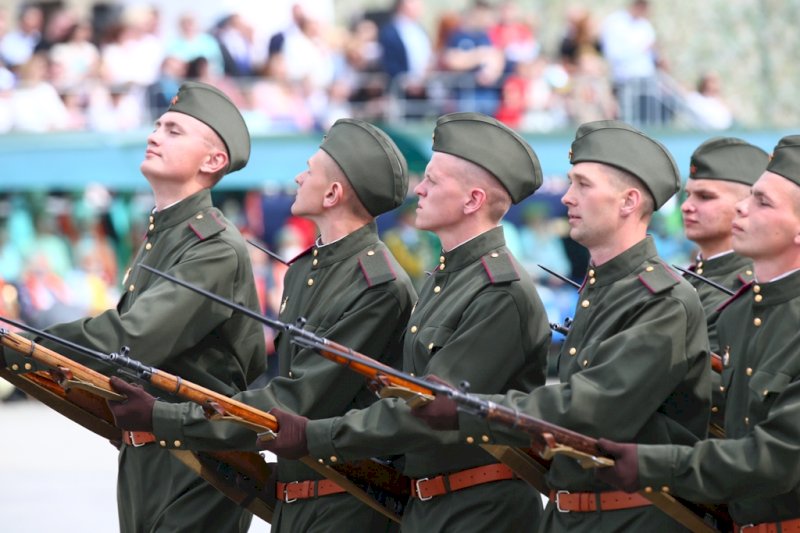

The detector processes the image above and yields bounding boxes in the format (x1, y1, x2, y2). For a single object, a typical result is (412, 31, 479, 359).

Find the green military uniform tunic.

(5, 189, 266, 533)
(306, 226, 551, 533)
(459, 237, 711, 532)
(686, 251, 754, 431)
(637, 270, 800, 525)
(151, 221, 416, 532)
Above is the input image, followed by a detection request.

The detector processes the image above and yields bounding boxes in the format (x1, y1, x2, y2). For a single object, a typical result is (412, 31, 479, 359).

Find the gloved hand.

(258, 408, 309, 460)
(410, 374, 459, 431)
(595, 438, 640, 493)
(107, 376, 156, 432)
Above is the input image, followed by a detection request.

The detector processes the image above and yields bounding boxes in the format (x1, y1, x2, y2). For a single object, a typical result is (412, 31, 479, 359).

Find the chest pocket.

(415, 326, 454, 361)
(748, 369, 792, 421)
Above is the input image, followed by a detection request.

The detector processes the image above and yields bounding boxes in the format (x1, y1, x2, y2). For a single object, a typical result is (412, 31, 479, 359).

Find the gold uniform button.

(696, 268, 704, 275)
(746, 367, 753, 376)
(746, 270, 753, 276)
(174, 440, 182, 447)
(754, 294, 763, 303)
(589, 278, 596, 285)
(582, 359, 589, 367)
(490, 252, 499, 258)
(433, 286, 441, 294)
(481, 435, 490, 443)
(318, 458, 324, 464)
(568, 347, 577, 356)
(145, 242, 152, 250)
(428, 342, 434, 350)
(330, 456, 338, 463)
(410, 325, 418, 333)
(195, 214, 203, 220)
(149, 215, 154, 223)
(313, 249, 318, 257)
(11, 364, 19, 370)
(307, 278, 314, 286)
(753, 285, 761, 293)
(288, 371, 294, 378)
(159, 440, 167, 447)
(744, 417, 750, 425)
(719, 385, 725, 392)
(711, 406, 719, 413)
(439, 264, 445, 271)
(697, 261, 704, 268)
(588, 269, 595, 277)
(367, 250, 375, 256)
(466, 436, 475, 444)
(24, 363, 32, 370)
(440, 256, 445, 263)
(312, 259, 318, 266)
(753, 317, 762, 327)
(646, 266, 654, 272)
(129, 284, 135, 292)
(581, 299, 590, 308)
(148, 223, 155, 231)
(661, 486, 670, 493)
(763, 390, 769, 397)
(644, 486, 653, 493)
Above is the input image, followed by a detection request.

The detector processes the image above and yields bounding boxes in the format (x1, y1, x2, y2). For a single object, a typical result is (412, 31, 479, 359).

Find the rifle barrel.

(671, 264, 735, 296)
(537, 264, 580, 289)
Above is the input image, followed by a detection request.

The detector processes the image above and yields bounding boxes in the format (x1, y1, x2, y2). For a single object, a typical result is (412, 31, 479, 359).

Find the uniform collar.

(149, 189, 213, 234)
(436, 226, 506, 273)
(586, 236, 657, 288)
(749, 269, 800, 308)
(692, 251, 753, 278)
(310, 221, 380, 268)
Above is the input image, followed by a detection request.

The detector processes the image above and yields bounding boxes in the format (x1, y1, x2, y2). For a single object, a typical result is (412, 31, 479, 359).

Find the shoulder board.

(716, 281, 754, 313)
(357, 248, 397, 288)
(188, 211, 226, 241)
(481, 250, 520, 285)
(287, 245, 314, 265)
(637, 262, 681, 294)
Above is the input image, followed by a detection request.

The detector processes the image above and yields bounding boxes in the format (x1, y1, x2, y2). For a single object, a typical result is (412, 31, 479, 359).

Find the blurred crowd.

(0, 0, 735, 135)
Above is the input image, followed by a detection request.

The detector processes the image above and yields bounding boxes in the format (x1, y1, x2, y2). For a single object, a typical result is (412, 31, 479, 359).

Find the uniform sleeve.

(153, 286, 409, 451)
(307, 290, 547, 461)
(463, 296, 699, 444)
(637, 377, 800, 502)
(40, 239, 239, 370)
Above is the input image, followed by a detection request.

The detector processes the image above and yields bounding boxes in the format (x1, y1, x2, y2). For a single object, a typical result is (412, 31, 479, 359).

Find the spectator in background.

(496, 56, 568, 132)
(382, 199, 440, 289)
(378, 0, 432, 86)
(214, 13, 255, 78)
(685, 71, 734, 130)
(0, 4, 43, 69)
(165, 12, 224, 77)
(488, 1, 540, 76)
(184, 56, 246, 109)
(341, 17, 383, 119)
(280, 7, 336, 92)
(440, 0, 505, 115)
(248, 52, 315, 133)
(86, 83, 143, 132)
(558, 6, 601, 70)
(32, 8, 76, 55)
(565, 51, 618, 124)
(10, 52, 70, 132)
(145, 56, 186, 120)
(517, 202, 570, 283)
(49, 20, 100, 91)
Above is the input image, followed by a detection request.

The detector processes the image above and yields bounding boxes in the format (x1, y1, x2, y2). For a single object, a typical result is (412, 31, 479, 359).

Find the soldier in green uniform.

(108, 118, 416, 532)
(261, 112, 552, 533)
(596, 134, 800, 532)
(680, 137, 768, 432)
(1, 81, 267, 532)
(413, 120, 711, 532)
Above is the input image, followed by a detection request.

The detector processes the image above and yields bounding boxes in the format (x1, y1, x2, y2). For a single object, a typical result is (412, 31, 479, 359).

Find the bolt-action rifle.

(141, 264, 730, 533)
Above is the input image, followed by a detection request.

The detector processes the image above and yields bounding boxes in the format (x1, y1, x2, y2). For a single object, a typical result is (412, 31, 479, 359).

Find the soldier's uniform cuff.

(306, 417, 341, 464)
(458, 411, 497, 445)
(636, 443, 681, 492)
(152, 400, 189, 448)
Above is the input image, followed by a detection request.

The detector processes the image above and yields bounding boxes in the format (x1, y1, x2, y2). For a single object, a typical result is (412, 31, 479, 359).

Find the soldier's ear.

(201, 148, 229, 176)
(619, 187, 640, 218)
(463, 187, 486, 216)
(322, 181, 344, 208)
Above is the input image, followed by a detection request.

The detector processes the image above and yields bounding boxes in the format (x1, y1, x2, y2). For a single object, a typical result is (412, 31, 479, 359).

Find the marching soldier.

(262, 112, 552, 532)
(681, 137, 768, 431)
(1, 81, 267, 532)
(413, 120, 711, 532)
(109, 118, 416, 532)
(598, 134, 800, 532)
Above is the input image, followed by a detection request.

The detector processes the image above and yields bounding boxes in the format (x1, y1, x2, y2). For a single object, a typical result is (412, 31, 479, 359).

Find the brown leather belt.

(549, 490, 653, 512)
(276, 480, 346, 503)
(411, 463, 515, 500)
(736, 518, 800, 533)
(122, 431, 156, 447)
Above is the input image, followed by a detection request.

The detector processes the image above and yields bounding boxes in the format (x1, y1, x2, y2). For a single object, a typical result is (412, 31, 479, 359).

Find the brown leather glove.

(595, 438, 640, 493)
(258, 408, 309, 460)
(107, 376, 156, 432)
(410, 374, 459, 431)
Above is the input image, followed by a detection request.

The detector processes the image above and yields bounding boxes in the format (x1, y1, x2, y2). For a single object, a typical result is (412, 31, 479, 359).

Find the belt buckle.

(555, 490, 571, 513)
(127, 431, 146, 448)
(738, 525, 754, 533)
(415, 478, 433, 501)
(283, 481, 299, 503)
